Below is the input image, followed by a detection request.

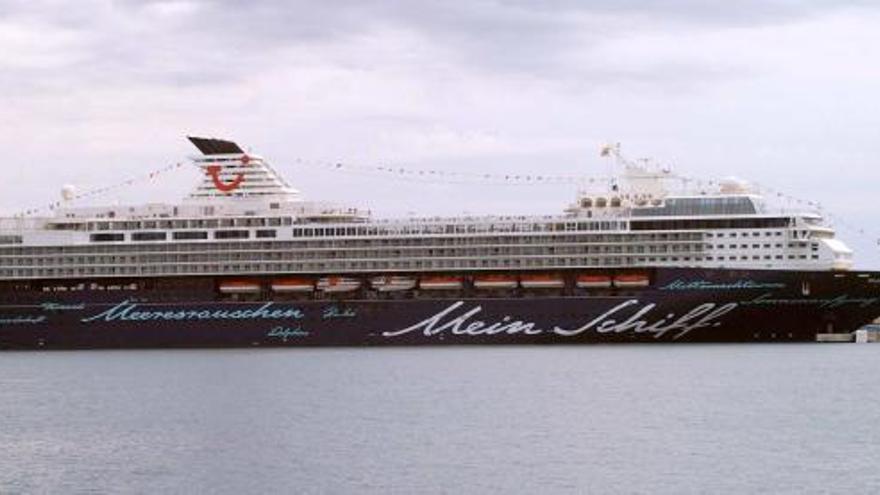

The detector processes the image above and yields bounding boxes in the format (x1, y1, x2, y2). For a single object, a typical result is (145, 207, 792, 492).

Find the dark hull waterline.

(2, 268, 879, 349)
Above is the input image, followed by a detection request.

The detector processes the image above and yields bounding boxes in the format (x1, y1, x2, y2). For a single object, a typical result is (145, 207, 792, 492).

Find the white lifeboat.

(473, 274, 518, 290)
(317, 276, 361, 293)
(271, 278, 314, 293)
(419, 276, 464, 290)
(613, 273, 650, 288)
(219, 280, 261, 294)
(576, 274, 612, 289)
(371, 276, 417, 292)
(520, 273, 565, 289)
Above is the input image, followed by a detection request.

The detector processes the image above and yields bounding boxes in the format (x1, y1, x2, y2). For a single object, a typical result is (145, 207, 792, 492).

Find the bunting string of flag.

(292, 158, 824, 208)
(290, 158, 607, 186)
(16, 162, 187, 217)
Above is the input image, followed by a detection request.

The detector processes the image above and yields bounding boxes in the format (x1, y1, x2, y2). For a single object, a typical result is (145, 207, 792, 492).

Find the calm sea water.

(2, 345, 880, 494)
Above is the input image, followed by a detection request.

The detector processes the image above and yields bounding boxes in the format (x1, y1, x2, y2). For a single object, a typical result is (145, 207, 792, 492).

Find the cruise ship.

(1, 137, 878, 349)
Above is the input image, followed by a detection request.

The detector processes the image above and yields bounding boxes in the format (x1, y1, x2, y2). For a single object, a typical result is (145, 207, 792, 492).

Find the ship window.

(132, 232, 167, 241)
(215, 230, 249, 239)
(170, 231, 205, 242)
(0, 235, 22, 245)
(256, 229, 276, 238)
(90, 233, 124, 242)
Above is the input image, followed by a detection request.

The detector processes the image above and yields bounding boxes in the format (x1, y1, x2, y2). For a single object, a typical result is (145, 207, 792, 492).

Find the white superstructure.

(0, 137, 853, 281)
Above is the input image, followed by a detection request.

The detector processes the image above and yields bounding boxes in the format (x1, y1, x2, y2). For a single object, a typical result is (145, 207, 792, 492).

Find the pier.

(816, 320, 880, 343)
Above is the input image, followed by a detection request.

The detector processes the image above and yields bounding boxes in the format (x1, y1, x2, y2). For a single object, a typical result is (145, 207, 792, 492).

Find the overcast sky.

(3, 1, 880, 266)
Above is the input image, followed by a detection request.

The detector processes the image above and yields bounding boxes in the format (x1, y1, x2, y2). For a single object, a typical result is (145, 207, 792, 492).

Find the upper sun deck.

(5, 137, 822, 229)
(0, 137, 832, 244)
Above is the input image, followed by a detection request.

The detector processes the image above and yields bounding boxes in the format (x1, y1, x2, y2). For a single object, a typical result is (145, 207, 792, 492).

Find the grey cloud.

(1, 0, 877, 94)
(149, 0, 880, 82)
(503, 0, 878, 25)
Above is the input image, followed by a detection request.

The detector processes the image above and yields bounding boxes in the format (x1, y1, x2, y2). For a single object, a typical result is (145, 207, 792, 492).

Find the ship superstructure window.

(256, 229, 276, 238)
(47, 222, 86, 231)
(215, 230, 249, 239)
(630, 217, 790, 231)
(633, 196, 758, 217)
(173, 231, 209, 240)
(90, 233, 124, 242)
(0, 235, 22, 244)
(132, 232, 167, 241)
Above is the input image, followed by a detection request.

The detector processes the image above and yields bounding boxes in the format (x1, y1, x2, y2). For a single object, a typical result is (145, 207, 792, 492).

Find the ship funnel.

(184, 136, 301, 202)
(188, 136, 245, 155)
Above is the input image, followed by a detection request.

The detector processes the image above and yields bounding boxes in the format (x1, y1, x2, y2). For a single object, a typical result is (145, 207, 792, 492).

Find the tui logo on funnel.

(206, 154, 250, 193)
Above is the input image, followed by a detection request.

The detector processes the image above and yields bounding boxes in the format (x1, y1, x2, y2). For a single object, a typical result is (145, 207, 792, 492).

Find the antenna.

(600, 142, 626, 191)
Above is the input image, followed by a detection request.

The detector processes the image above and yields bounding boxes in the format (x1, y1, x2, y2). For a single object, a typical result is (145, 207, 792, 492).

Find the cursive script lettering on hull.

(81, 300, 304, 323)
(382, 300, 738, 341)
(661, 279, 786, 291)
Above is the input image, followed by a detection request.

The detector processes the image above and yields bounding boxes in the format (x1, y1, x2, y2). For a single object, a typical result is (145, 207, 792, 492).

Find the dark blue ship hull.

(2, 268, 879, 349)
